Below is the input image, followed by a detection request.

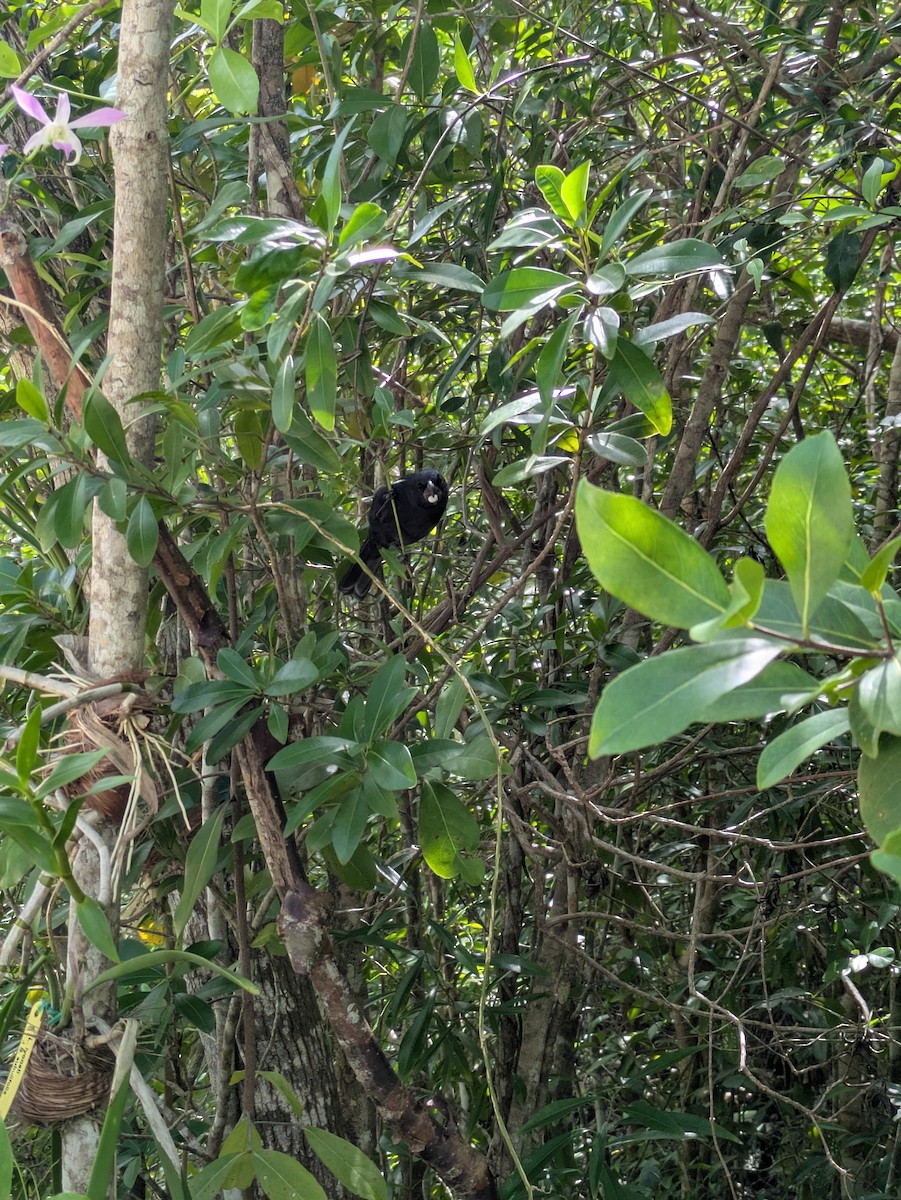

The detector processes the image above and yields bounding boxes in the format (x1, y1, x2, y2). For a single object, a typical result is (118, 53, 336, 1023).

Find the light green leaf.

(598, 189, 654, 260)
(576, 482, 730, 628)
(589, 638, 783, 756)
(208, 46, 259, 115)
(561, 160, 590, 224)
(699, 660, 818, 721)
(0, 1118, 13, 1200)
(87, 949, 258, 995)
(852, 655, 901, 757)
(367, 741, 416, 790)
(607, 340, 671, 434)
(200, 0, 233, 41)
(83, 390, 130, 464)
(624, 238, 722, 277)
(584, 307, 620, 359)
(263, 657, 319, 696)
(0, 41, 21, 77)
(173, 804, 227, 942)
(859, 733, 901, 843)
(362, 655, 411, 741)
(419, 780, 481, 878)
(16, 378, 48, 423)
(254, 1148, 327, 1200)
(757, 709, 850, 790)
(454, 33, 478, 92)
(764, 432, 853, 630)
(304, 1128, 388, 1200)
(305, 312, 337, 431)
(482, 267, 576, 312)
(860, 535, 901, 594)
(586, 431, 647, 467)
(332, 789, 368, 864)
(16, 703, 42, 787)
(535, 164, 569, 221)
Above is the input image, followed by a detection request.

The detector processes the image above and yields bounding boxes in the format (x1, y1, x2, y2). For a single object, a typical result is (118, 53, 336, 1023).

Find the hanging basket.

(11, 1030, 113, 1124)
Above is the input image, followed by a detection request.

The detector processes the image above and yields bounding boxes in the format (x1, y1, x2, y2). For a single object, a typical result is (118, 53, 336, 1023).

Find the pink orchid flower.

(11, 86, 125, 164)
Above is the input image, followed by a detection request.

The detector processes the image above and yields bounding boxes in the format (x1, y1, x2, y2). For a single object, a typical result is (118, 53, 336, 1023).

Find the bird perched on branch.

(338, 469, 449, 598)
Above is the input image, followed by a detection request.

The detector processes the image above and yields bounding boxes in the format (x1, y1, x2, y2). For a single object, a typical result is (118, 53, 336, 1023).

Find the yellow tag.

(0, 1000, 43, 1119)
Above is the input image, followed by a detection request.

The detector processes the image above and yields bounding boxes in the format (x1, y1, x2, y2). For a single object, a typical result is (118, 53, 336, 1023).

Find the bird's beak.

(425, 482, 440, 503)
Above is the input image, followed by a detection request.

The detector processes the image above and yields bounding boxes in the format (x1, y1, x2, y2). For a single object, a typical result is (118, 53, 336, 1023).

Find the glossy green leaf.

(860, 535, 901, 594)
(88, 948, 258, 995)
(305, 312, 337, 431)
(362, 654, 410, 741)
(0, 41, 20, 76)
(757, 709, 850, 790)
(561, 160, 590, 224)
(859, 733, 901, 843)
(368, 740, 416, 790)
(607, 340, 671, 434)
(586, 431, 648, 468)
(332, 788, 368, 864)
(482, 267, 576, 312)
(271, 355, 296, 433)
(419, 780, 481, 878)
(576, 482, 730, 627)
(200, 0, 232, 41)
(218, 647, 260, 689)
(584, 307, 620, 358)
(589, 638, 782, 756)
(534, 164, 569, 221)
(126, 497, 159, 567)
(173, 804, 227, 942)
(304, 1128, 388, 1200)
(454, 33, 478, 92)
(824, 229, 861, 292)
(76, 896, 120, 962)
(208, 46, 259, 115)
(16, 703, 42, 788)
(83, 390, 130, 465)
(852, 655, 901, 757)
(16, 378, 48, 423)
(598, 189, 654, 260)
(263, 657, 319, 696)
(624, 238, 723, 277)
(764, 432, 853, 630)
(699, 660, 818, 721)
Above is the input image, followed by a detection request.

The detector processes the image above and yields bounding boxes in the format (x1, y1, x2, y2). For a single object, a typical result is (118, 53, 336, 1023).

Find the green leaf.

(305, 312, 337, 431)
(83, 390, 130, 465)
(757, 709, 850, 790)
(367, 741, 416, 790)
(536, 316, 576, 434)
(859, 733, 901, 844)
(362, 654, 410, 741)
(764, 432, 853, 631)
(253, 1148, 327, 1200)
(404, 24, 439, 100)
(607, 340, 671, 434)
(200, 0, 233, 41)
(598, 189, 654, 260)
(851, 655, 901, 757)
(16, 703, 42, 788)
(576, 482, 730, 627)
(126, 497, 159, 567)
(268, 736, 358, 772)
(332, 788, 368, 864)
(76, 896, 120, 962)
(271, 354, 296, 433)
(588, 638, 783, 756)
(699, 660, 818, 721)
(419, 780, 481, 879)
(584, 307, 620, 359)
(860, 535, 901, 594)
(482, 267, 576, 312)
(173, 804, 228, 942)
(367, 106, 409, 165)
(87, 1074, 132, 1200)
(586, 431, 647, 468)
(824, 229, 861, 292)
(87, 949, 258, 995)
(0, 1118, 13, 1200)
(263, 657, 320, 696)
(338, 202, 386, 247)
(561, 160, 590, 225)
(16, 378, 49, 423)
(454, 33, 478, 92)
(321, 120, 354, 235)
(208, 46, 259, 115)
(304, 1128, 388, 1200)
(0, 41, 21, 77)
(534, 165, 569, 221)
(624, 238, 722, 277)
(218, 647, 260, 689)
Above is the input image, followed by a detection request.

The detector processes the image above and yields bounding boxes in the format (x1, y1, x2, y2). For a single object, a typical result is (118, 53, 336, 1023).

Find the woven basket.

(11, 1030, 113, 1124)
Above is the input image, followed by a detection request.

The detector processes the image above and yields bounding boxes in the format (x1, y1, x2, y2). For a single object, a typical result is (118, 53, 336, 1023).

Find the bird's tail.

(337, 537, 382, 598)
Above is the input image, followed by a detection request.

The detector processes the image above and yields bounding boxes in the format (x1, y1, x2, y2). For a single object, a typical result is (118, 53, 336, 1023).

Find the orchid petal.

(54, 93, 71, 125)
(21, 130, 45, 156)
(53, 132, 83, 163)
(11, 86, 50, 125)
(68, 107, 126, 129)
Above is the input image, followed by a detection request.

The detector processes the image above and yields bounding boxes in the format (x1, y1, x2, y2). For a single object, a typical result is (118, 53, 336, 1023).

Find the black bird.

(338, 469, 449, 598)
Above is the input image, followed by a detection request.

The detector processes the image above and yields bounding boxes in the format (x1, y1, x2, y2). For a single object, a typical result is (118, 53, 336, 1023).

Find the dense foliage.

(1, 0, 901, 1197)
